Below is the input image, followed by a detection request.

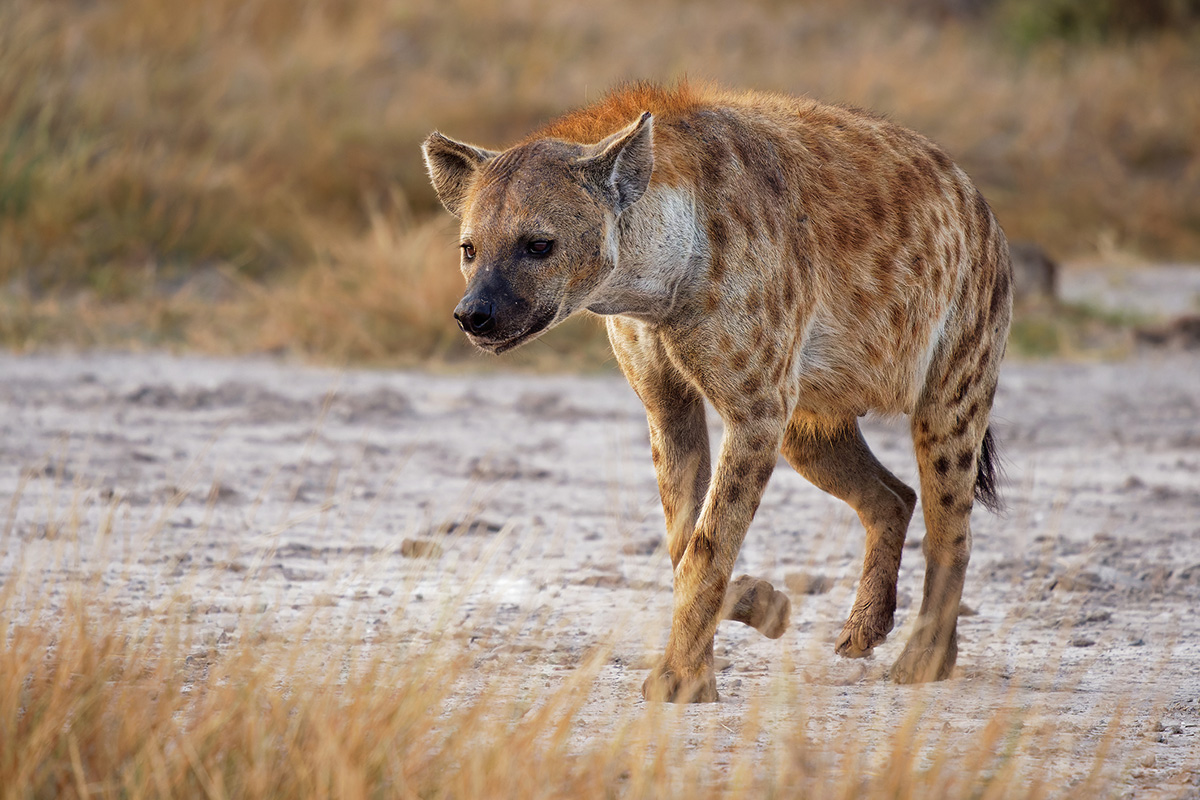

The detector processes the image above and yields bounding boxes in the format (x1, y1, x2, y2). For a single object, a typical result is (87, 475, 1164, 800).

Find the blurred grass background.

(1, 0, 1198, 364)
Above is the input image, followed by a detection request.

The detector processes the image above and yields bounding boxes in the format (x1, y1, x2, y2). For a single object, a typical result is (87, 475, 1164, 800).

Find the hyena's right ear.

(579, 111, 654, 215)
(421, 133, 499, 218)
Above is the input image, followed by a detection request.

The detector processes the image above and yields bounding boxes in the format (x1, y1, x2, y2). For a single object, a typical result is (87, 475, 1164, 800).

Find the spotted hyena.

(422, 82, 1011, 702)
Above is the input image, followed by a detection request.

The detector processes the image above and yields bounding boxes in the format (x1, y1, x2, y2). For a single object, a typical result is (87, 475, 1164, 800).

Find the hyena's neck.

(585, 184, 705, 324)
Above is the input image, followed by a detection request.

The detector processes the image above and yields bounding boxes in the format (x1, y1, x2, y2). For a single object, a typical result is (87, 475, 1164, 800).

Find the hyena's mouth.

(475, 309, 557, 354)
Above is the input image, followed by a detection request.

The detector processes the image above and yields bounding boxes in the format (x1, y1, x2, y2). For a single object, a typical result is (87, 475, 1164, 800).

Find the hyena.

(422, 82, 1011, 702)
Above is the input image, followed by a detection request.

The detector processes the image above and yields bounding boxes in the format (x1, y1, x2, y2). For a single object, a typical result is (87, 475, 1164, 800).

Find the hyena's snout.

(453, 295, 495, 336)
(454, 271, 517, 339)
(453, 271, 553, 353)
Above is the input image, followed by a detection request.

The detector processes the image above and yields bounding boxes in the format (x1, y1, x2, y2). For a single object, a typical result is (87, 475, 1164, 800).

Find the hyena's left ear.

(421, 132, 499, 217)
(580, 111, 654, 215)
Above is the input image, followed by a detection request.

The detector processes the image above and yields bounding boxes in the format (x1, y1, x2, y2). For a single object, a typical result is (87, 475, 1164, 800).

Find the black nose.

(454, 301, 496, 335)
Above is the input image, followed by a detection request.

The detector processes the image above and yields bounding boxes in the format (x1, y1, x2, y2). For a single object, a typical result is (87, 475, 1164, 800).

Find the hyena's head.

(422, 113, 653, 353)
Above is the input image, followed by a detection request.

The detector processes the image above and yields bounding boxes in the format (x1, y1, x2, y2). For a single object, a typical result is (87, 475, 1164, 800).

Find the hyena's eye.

(526, 240, 554, 257)
(461, 242, 476, 260)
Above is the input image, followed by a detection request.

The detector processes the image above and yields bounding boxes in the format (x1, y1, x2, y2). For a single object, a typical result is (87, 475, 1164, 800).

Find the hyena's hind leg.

(891, 377, 1001, 684)
(781, 418, 917, 657)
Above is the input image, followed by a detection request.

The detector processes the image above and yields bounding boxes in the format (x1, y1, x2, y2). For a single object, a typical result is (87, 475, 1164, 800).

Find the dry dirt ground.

(2, 288, 1199, 795)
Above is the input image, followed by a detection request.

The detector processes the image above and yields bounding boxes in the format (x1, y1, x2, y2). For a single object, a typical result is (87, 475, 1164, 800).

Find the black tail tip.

(975, 427, 1004, 514)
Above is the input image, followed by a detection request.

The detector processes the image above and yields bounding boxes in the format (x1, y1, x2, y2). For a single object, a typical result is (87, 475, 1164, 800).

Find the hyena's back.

(539, 83, 1011, 424)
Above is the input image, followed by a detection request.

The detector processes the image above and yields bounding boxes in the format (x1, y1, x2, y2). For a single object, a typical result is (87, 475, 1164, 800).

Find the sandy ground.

(2, 273, 1199, 795)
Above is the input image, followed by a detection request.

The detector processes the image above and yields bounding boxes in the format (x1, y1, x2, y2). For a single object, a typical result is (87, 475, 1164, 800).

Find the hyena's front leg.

(643, 407, 788, 703)
(609, 320, 712, 566)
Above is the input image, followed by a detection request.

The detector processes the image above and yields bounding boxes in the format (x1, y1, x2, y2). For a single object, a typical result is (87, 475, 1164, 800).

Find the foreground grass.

(0, 0, 1197, 362)
(1, 574, 1123, 799)
(0, 486, 1163, 800)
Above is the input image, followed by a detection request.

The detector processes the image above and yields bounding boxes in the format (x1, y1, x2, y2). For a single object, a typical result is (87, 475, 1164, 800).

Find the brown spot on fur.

(710, 252, 729, 283)
(731, 202, 756, 237)
(723, 482, 743, 506)
(744, 291, 762, 315)
(973, 189, 990, 224)
(951, 376, 971, 405)
(956, 449, 974, 471)
(866, 190, 888, 226)
(689, 530, 717, 563)
(929, 145, 952, 172)
(990, 263, 1010, 322)
(940, 492, 956, 508)
(708, 217, 730, 251)
(741, 374, 763, 394)
(943, 317, 986, 386)
(701, 138, 730, 182)
(851, 287, 872, 314)
(975, 348, 991, 376)
(750, 398, 781, 419)
(735, 458, 758, 477)
(951, 415, 970, 438)
(766, 287, 783, 327)
(914, 156, 938, 186)
(934, 456, 950, 476)
(730, 351, 750, 372)
(748, 433, 774, 451)
(756, 463, 774, 487)
(832, 214, 869, 252)
(783, 270, 796, 308)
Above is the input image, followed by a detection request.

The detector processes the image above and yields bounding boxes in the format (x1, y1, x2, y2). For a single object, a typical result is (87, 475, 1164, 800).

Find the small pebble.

(400, 538, 444, 559)
(784, 571, 833, 595)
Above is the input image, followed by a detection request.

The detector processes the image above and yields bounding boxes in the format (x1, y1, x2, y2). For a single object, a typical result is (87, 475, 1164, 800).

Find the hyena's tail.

(975, 427, 1004, 514)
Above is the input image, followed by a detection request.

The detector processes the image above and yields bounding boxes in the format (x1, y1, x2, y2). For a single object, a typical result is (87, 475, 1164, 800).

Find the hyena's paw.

(889, 627, 958, 684)
(722, 575, 791, 639)
(642, 660, 718, 703)
(833, 607, 895, 658)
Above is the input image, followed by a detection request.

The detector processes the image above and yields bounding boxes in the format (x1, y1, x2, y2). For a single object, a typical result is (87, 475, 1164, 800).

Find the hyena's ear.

(421, 132, 499, 217)
(579, 111, 654, 215)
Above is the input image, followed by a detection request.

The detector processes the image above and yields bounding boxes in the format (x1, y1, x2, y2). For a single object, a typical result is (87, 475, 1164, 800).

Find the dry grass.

(0, 510, 1132, 800)
(0, 0, 1197, 362)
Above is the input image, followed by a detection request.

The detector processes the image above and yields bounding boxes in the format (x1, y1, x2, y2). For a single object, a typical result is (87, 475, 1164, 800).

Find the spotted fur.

(423, 81, 1012, 701)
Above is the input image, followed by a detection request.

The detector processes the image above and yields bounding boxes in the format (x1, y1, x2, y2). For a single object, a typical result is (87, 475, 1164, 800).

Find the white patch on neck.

(584, 185, 701, 322)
